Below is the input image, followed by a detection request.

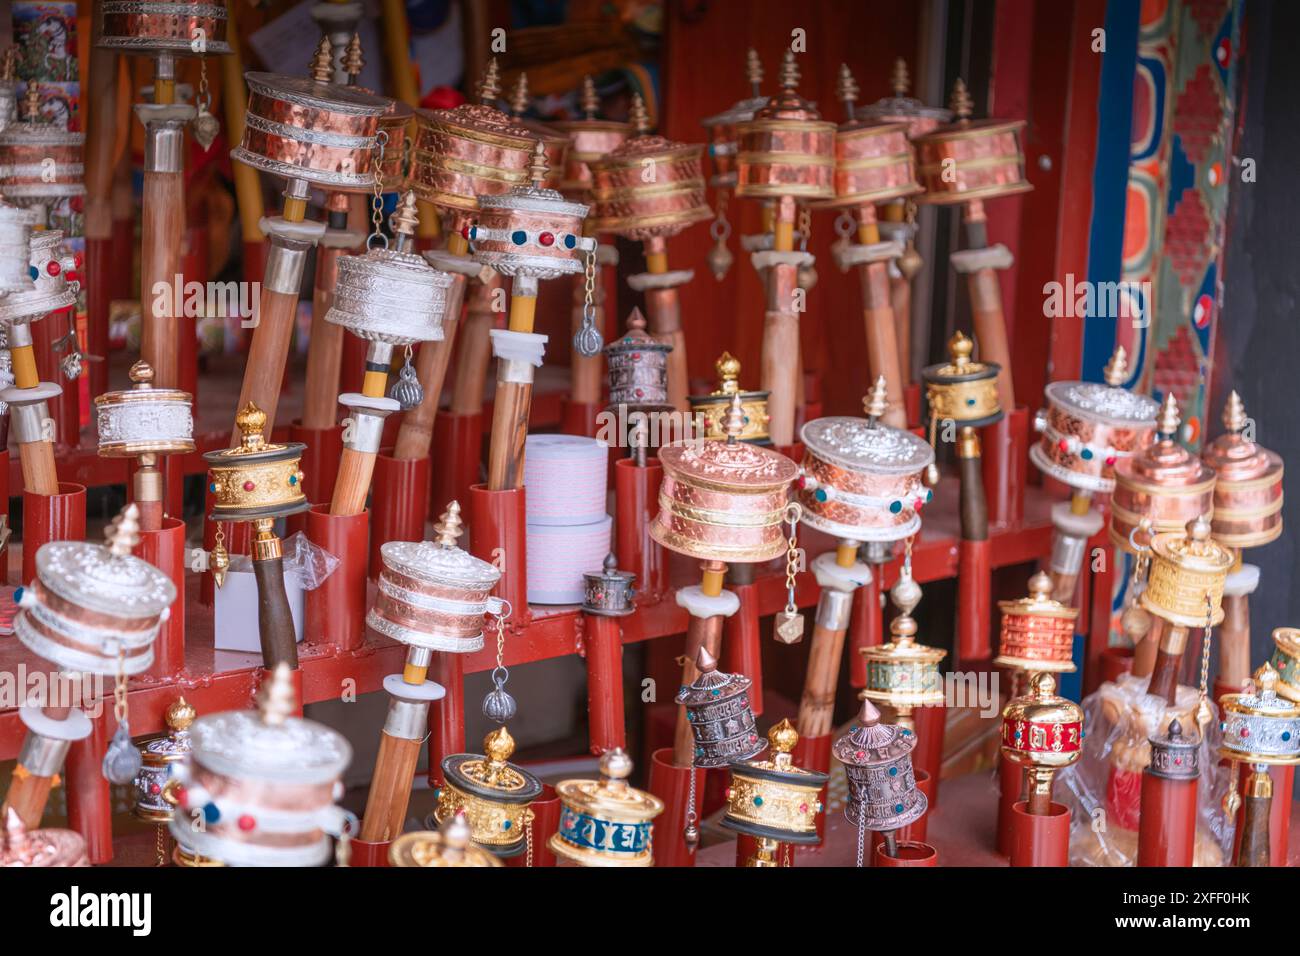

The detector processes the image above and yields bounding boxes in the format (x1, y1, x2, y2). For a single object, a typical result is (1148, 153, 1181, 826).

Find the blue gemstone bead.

(1081, 448, 1094, 460)
(511, 230, 527, 245)
(12, 587, 22, 603)
(203, 802, 220, 824)
(288, 475, 297, 485)
(1285, 732, 1293, 742)
(889, 500, 902, 514)
(564, 234, 576, 249)
(28, 265, 38, 280)
(503, 820, 512, 830)
(894, 804, 904, 813)
(814, 488, 828, 502)
(753, 796, 764, 807)
(966, 397, 976, 406)
(209, 482, 217, 494)
(888, 767, 898, 776)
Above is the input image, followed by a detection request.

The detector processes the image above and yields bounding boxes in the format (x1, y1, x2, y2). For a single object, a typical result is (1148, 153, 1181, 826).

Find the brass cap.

(721, 393, 746, 443)
(863, 375, 888, 421)
(600, 747, 634, 782)
(508, 72, 529, 117)
(1028, 570, 1052, 600)
(1222, 390, 1247, 434)
(948, 329, 975, 369)
(1156, 392, 1181, 438)
(778, 48, 800, 93)
(836, 63, 859, 120)
(477, 58, 501, 105)
(22, 82, 40, 121)
(391, 190, 419, 237)
(483, 725, 515, 763)
(235, 402, 268, 452)
(1103, 345, 1129, 387)
(890, 57, 910, 97)
(129, 359, 155, 388)
(528, 138, 549, 188)
(309, 36, 333, 84)
(165, 696, 196, 733)
(343, 33, 364, 81)
(745, 48, 763, 93)
(768, 717, 798, 754)
(629, 92, 651, 136)
(580, 74, 600, 119)
(434, 500, 464, 548)
(715, 351, 741, 394)
(949, 77, 973, 122)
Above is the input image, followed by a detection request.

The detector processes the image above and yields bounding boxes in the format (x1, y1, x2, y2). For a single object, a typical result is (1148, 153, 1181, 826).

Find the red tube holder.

(289, 422, 344, 507)
(427, 652, 466, 788)
(1137, 771, 1197, 867)
(874, 840, 937, 867)
(647, 747, 706, 868)
(66, 708, 112, 864)
(613, 458, 666, 604)
(583, 613, 627, 754)
(431, 411, 482, 520)
(507, 783, 560, 868)
(956, 537, 992, 669)
(468, 483, 528, 622)
(723, 581, 762, 716)
(903, 383, 921, 428)
(370, 453, 431, 580)
(305, 505, 369, 652)
(791, 732, 832, 840)
(849, 573, 882, 688)
(138, 517, 187, 680)
(1213, 676, 1242, 704)
(996, 753, 1025, 857)
(349, 838, 390, 867)
(1008, 800, 1070, 867)
(981, 405, 1028, 530)
(21, 483, 86, 587)
(561, 398, 601, 437)
(912, 705, 945, 807)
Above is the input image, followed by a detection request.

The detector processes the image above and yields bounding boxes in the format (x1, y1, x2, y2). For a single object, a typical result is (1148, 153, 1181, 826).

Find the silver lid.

(1043, 380, 1160, 426)
(800, 416, 934, 476)
(325, 246, 451, 345)
(33, 539, 176, 619)
(379, 539, 502, 592)
(188, 708, 351, 786)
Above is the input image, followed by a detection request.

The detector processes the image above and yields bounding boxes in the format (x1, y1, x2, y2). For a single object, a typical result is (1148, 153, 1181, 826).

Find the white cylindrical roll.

(523, 434, 609, 526)
(526, 515, 613, 605)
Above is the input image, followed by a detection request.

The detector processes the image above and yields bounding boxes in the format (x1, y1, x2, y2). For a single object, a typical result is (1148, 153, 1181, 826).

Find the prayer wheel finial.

(309, 36, 334, 83)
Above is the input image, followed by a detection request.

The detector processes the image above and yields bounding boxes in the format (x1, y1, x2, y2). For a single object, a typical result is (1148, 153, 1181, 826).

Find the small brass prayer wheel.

(1000, 673, 1083, 811)
(204, 403, 308, 524)
(687, 351, 771, 445)
(434, 727, 543, 858)
(389, 812, 503, 868)
(1139, 515, 1233, 630)
(722, 719, 827, 863)
(550, 748, 664, 867)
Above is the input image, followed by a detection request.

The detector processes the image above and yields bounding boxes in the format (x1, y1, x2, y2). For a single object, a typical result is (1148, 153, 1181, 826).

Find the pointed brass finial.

(527, 139, 548, 187)
(1156, 392, 1181, 438)
(259, 663, 295, 727)
(715, 351, 741, 394)
(600, 746, 633, 783)
(391, 190, 419, 237)
(768, 717, 798, 754)
(626, 306, 648, 335)
(1186, 513, 1215, 552)
(508, 71, 529, 117)
(836, 63, 859, 120)
(695, 645, 718, 673)
(106, 503, 141, 558)
(1030, 671, 1057, 697)
(342, 32, 364, 82)
(309, 36, 334, 83)
(745, 48, 763, 95)
(629, 92, 650, 136)
(949, 77, 973, 122)
(1222, 390, 1247, 434)
(889, 608, 918, 646)
(434, 500, 464, 548)
(864, 375, 889, 421)
(1255, 661, 1280, 697)
(580, 74, 600, 119)
(165, 696, 196, 733)
(22, 82, 40, 121)
(235, 402, 268, 451)
(721, 393, 746, 443)
(948, 330, 974, 369)
(483, 725, 515, 763)
(478, 58, 502, 105)
(891, 57, 910, 97)
(859, 698, 882, 726)
(129, 359, 155, 388)
(1103, 345, 1129, 387)
(1028, 570, 1053, 601)
(778, 48, 800, 92)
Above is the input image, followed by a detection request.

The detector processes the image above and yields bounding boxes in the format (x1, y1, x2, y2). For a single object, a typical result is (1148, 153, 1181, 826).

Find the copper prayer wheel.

(1202, 392, 1283, 549)
(231, 72, 390, 192)
(0, 808, 88, 867)
(1029, 346, 1160, 495)
(410, 60, 534, 214)
(700, 48, 767, 188)
(816, 66, 919, 210)
(503, 73, 570, 192)
(913, 79, 1031, 205)
(734, 51, 836, 202)
(549, 76, 631, 201)
(587, 96, 711, 240)
(994, 572, 1079, 674)
(651, 395, 798, 564)
(97, 0, 231, 56)
(1109, 394, 1216, 554)
(0, 87, 85, 202)
(376, 99, 413, 192)
(858, 58, 952, 140)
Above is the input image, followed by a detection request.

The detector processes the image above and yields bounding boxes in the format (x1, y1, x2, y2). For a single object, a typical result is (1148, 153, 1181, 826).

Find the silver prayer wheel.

(0, 86, 86, 202)
(134, 697, 196, 822)
(0, 228, 78, 325)
(833, 699, 926, 832)
(325, 245, 451, 347)
(0, 199, 37, 294)
(582, 553, 636, 617)
(1219, 664, 1300, 766)
(1146, 717, 1199, 781)
(604, 307, 671, 412)
(95, 360, 195, 457)
(674, 647, 762, 768)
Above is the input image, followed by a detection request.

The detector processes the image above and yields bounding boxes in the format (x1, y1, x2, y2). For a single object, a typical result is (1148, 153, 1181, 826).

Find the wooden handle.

(1219, 592, 1251, 689)
(253, 554, 299, 670)
(1130, 616, 1162, 680)
(644, 286, 689, 412)
(232, 287, 299, 443)
(890, 274, 911, 387)
(141, 170, 184, 389)
(486, 379, 531, 491)
(1145, 625, 1188, 704)
(19, 439, 59, 497)
(796, 622, 848, 738)
(762, 259, 801, 447)
(448, 279, 495, 415)
(329, 447, 377, 516)
(966, 267, 1017, 411)
(958, 446, 988, 541)
(1236, 778, 1272, 867)
(360, 731, 423, 842)
(392, 274, 469, 459)
(0, 769, 56, 829)
(672, 613, 725, 766)
(858, 260, 908, 428)
(301, 244, 347, 430)
(83, 44, 120, 242)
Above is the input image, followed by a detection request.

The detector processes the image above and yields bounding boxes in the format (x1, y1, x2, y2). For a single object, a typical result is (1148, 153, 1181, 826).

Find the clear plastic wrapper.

(222, 531, 339, 589)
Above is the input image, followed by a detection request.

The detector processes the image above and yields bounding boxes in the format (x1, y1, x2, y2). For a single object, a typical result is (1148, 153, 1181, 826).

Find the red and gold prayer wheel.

(995, 572, 1079, 675)
(913, 79, 1031, 205)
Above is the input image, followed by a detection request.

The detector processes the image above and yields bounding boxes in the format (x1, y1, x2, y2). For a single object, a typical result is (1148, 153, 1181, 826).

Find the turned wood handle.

(858, 261, 907, 428)
(966, 267, 1016, 412)
(958, 452, 989, 542)
(301, 244, 347, 430)
(360, 731, 423, 842)
(645, 287, 689, 413)
(762, 261, 801, 448)
(233, 287, 299, 442)
(84, 44, 120, 241)
(19, 440, 60, 497)
(796, 622, 849, 738)
(393, 273, 469, 459)
(448, 285, 495, 415)
(1145, 625, 1188, 705)
(1219, 592, 1252, 690)
(673, 614, 725, 766)
(486, 379, 531, 491)
(890, 274, 911, 386)
(330, 447, 377, 516)
(141, 170, 185, 389)
(1236, 789, 1272, 867)
(253, 554, 299, 670)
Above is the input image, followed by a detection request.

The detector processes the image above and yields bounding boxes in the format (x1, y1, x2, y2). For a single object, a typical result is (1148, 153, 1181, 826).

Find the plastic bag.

(219, 531, 338, 589)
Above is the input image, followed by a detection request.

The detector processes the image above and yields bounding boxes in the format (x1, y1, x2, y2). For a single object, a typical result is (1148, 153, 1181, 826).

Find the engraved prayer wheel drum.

(231, 73, 389, 192)
(1030, 380, 1160, 495)
(818, 120, 921, 209)
(325, 246, 450, 345)
(834, 700, 927, 832)
(860, 619, 946, 709)
(733, 66, 836, 202)
(169, 681, 353, 866)
(368, 539, 502, 654)
(410, 103, 533, 213)
(469, 185, 590, 279)
(604, 311, 671, 412)
(858, 88, 952, 140)
(1219, 664, 1300, 766)
(651, 434, 798, 564)
(95, 362, 195, 457)
(549, 749, 664, 867)
(1139, 516, 1233, 629)
(1000, 673, 1083, 771)
(922, 333, 1003, 429)
(376, 100, 413, 191)
(1202, 395, 1284, 548)
(0, 813, 89, 867)
(134, 698, 196, 822)
(0, 201, 37, 294)
(722, 721, 827, 845)
(1146, 718, 1200, 781)
(1270, 628, 1300, 703)
(587, 129, 711, 240)
(995, 572, 1079, 674)
(797, 414, 935, 543)
(204, 405, 309, 523)
(700, 94, 767, 186)
(549, 118, 632, 200)
(14, 535, 177, 677)
(674, 651, 762, 768)
(97, 0, 231, 55)
(0, 229, 78, 325)
(914, 116, 1031, 204)
(433, 728, 542, 857)
(582, 554, 636, 616)
(688, 353, 771, 445)
(0, 122, 86, 200)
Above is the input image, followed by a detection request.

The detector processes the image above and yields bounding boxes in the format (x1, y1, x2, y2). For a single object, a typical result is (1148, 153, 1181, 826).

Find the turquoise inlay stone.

(511, 230, 527, 245)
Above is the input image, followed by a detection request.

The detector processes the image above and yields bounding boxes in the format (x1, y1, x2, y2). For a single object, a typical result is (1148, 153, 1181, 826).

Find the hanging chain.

(709, 189, 732, 242)
(366, 130, 390, 250)
(197, 58, 211, 114)
(798, 206, 811, 252)
(524, 807, 535, 867)
(783, 502, 803, 615)
(155, 823, 166, 867)
(494, 603, 507, 672)
(856, 813, 867, 867)
(781, 841, 793, 868)
(684, 764, 698, 846)
(1195, 591, 1215, 730)
(572, 246, 603, 356)
(113, 647, 128, 726)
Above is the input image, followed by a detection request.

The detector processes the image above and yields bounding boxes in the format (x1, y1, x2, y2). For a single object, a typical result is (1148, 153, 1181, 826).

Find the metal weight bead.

(103, 722, 143, 784)
(706, 237, 734, 280)
(389, 360, 425, 410)
(191, 107, 220, 151)
(683, 821, 700, 849)
(572, 321, 604, 358)
(482, 671, 517, 723)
